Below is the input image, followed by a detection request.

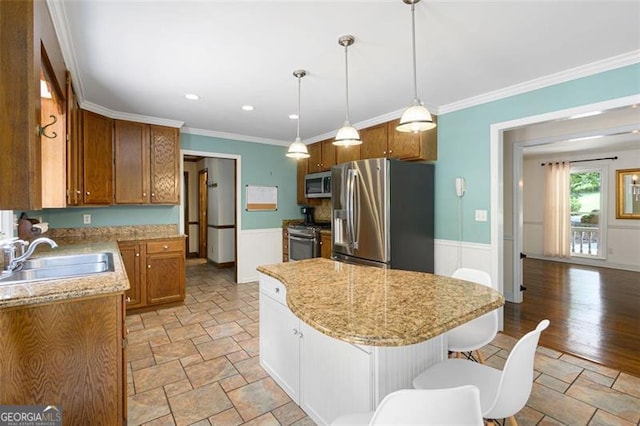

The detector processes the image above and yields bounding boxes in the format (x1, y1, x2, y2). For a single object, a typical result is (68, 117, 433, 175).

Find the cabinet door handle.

(151, 193, 155, 197)
(126, 297, 131, 303)
(86, 191, 90, 195)
(298, 332, 303, 339)
(163, 245, 169, 250)
(143, 192, 147, 197)
(135, 253, 140, 257)
(147, 265, 151, 269)
(275, 287, 280, 293)
(76, 190, 81, 194)
(293, 328, 298, 335)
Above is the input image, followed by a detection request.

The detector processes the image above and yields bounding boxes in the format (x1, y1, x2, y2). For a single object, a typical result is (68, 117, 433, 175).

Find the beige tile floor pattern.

(126, 263, 640, 426)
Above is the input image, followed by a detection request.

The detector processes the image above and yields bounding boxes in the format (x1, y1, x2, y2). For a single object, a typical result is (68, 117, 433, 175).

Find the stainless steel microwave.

(305, 171, 331, 198)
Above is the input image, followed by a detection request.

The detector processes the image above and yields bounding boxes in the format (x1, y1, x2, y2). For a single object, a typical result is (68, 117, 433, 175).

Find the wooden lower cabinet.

(0, 294, 126, 425)
(320, 232, 331, 259)
(119, 238, 186, 311)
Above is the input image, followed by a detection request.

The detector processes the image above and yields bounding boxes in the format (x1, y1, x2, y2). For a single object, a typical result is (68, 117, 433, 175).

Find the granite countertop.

(0, 241, 129, 309)
(257, 258, 505, 346)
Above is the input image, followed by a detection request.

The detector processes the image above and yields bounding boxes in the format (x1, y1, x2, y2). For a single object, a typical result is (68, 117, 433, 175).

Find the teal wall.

(435, 63, 640, 243)
(36, 135, 300, 230)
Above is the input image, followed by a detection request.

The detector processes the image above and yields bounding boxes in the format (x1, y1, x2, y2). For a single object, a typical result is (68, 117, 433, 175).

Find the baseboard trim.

(208, 260, 235, 269)
(526, 254, 640, 272)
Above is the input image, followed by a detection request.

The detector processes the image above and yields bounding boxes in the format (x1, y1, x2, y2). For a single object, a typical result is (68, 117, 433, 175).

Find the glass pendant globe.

(286, 137, 310, 159)
(397, 100, 436, 133)
(333, 122, 362, 147)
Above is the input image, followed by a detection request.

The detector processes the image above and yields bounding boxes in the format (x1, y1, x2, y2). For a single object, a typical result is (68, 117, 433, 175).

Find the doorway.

(182, 153, 239, 283)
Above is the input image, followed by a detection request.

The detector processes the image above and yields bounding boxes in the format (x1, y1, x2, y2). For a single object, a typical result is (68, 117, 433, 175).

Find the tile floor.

(126, 263, 640, 425)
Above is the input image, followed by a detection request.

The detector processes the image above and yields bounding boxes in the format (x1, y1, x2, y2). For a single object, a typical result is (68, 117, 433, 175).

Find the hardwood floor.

(503, 258, 640, 377)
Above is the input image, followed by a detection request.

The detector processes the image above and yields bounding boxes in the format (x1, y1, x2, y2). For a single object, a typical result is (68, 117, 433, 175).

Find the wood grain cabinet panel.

(114, 120, 150, 204)
(335, 143, 361, 164)
(66, 73, 82, 206)
(360, 123, 388, 159)
(150, 125, 180, 204)
(307, 139, 336, 173)
(387, 117, 437, 161)
(118, 241, 144, 309)
(82, 110, 114, 205)
(146, 252, 185, 305)
(320, 232, 331, 259)
(0, 294, 126, 425)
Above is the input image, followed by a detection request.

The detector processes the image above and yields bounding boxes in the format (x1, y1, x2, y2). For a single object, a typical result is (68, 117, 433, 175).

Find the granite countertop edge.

(257, 259, 505, 347)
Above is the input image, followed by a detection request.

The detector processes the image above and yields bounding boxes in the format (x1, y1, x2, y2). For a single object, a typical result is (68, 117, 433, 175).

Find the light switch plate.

(83, 214, 91, 224)
(475, 210, 488, 222)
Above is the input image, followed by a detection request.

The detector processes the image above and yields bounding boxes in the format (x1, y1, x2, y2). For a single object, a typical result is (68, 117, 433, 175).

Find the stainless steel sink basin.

(0, 252, 114, 286)
(22, 252, 113, 269)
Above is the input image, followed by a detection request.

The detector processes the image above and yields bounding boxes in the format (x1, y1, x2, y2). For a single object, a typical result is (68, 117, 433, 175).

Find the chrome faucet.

(2, 237, 58, 273)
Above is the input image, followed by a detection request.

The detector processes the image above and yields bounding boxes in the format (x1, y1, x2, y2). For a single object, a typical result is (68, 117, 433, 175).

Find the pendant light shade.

(397, 0, 436, 133)
(286, 70, 310, 159)
(333, 35, 362, 147)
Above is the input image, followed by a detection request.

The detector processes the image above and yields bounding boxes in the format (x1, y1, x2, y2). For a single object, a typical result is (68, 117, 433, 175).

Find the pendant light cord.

(296, 74, 301, 138)
(411, 1, 418, 101)
(344, 44, 351, 123)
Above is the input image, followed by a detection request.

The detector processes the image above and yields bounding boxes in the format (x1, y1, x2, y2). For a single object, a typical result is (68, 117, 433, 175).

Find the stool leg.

(507, 416, 518, 426)
(476, 349, 485, 364)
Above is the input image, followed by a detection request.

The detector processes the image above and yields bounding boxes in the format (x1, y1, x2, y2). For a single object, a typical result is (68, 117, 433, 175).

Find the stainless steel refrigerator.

(331, 158, 434, 272)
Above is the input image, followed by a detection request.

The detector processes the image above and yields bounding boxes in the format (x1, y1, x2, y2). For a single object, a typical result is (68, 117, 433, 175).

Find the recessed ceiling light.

(184, 93, 199, 100)
(242, 105, 255, 111)
(289, 114, 299, 120)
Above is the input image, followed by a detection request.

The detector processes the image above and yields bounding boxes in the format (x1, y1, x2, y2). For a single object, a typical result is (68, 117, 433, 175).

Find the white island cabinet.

(259, 273, 446, 425)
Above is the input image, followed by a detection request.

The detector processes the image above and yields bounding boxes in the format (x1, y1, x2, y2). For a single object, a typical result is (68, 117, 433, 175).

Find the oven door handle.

(289, 235, 317, 242)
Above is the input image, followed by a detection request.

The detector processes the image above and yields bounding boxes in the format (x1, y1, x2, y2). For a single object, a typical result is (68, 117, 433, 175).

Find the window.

(570, 166, 607, 258)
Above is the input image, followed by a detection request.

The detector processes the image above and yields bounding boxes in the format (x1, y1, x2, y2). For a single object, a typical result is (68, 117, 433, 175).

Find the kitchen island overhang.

(257, 257, 505, 347)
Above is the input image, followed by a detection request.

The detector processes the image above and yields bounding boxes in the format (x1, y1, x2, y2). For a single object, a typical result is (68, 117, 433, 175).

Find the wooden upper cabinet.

(335, 143, 361, 164)
(307, 142, 322, 173)
(82, 110, 113, 205)
(387, 116, 438, 161)
(114, 121, 179, 205)
(149, 125, 180, 204)
(360, 123, 388, 159)
(0, 0, 66, 209)
(296, 158, 308, 205)
(307, 139, 336, 173)
(115, 121, 150, 204)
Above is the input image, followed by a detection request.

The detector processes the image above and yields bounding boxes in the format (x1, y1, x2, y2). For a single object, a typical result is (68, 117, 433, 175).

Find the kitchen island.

(257, 258, 504, 425)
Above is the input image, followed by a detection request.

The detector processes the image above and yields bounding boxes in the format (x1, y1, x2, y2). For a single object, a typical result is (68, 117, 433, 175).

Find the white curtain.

(543, 162, 571, 258)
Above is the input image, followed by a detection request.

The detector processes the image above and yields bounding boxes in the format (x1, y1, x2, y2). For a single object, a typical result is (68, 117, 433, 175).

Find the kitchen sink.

(0, 252, 114, 286)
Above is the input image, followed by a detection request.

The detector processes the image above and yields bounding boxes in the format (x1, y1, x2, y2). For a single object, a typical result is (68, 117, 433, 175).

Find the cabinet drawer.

(260, 273, 287, 306)
(146, 239, 183, 254)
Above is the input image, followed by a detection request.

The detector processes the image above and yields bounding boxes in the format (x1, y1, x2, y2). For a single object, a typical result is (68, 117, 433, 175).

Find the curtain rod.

(540, 156, 618, 166)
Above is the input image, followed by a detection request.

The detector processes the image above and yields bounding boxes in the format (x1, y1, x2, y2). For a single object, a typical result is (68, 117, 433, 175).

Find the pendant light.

(333, 35, 362, 147)
(286, 70, 310, 159)
(397, 0, 436, 133)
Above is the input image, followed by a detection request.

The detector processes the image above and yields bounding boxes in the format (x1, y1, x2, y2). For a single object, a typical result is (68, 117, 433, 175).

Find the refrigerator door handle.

(347, 168, 358, 249)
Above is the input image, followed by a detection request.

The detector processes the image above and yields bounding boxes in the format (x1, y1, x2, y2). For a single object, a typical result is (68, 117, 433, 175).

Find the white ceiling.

(50, 0, 640, 146)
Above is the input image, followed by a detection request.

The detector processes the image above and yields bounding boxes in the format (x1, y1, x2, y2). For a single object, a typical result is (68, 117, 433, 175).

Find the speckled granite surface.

(0, 241, 129, 309)
(257, 258, 505, 346)
(48, 224, 182, 245)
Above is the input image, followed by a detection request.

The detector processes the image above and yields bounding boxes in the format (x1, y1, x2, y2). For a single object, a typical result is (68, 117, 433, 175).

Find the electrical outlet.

(83, 214, 91, 225)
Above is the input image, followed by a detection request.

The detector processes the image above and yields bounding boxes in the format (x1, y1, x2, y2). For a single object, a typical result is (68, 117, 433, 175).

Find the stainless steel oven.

(288, 225, 320, 261)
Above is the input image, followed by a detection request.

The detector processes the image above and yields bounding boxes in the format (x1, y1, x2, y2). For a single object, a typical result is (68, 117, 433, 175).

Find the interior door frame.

(180, 150, 241, 284)
(490, 94, 639, 309)
(198, 168, 208, 259)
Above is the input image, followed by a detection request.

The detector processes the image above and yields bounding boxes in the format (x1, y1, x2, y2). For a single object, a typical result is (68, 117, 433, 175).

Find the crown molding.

(439, 50, 640, 115)
(81, 101, 184, 128)
(47, 0, 85, 100)
(181, 127, 290, 147)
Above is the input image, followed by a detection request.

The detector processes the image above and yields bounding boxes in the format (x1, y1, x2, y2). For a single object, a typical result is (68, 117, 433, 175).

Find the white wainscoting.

(238, 228, 283, 283)
(434, 239, 493, 280)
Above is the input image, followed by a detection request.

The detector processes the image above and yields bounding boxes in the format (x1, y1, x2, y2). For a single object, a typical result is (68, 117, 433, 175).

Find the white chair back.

(486, 319, 550, 419)
(370, 386, 484, 425)
(452, 268, 493, 289)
